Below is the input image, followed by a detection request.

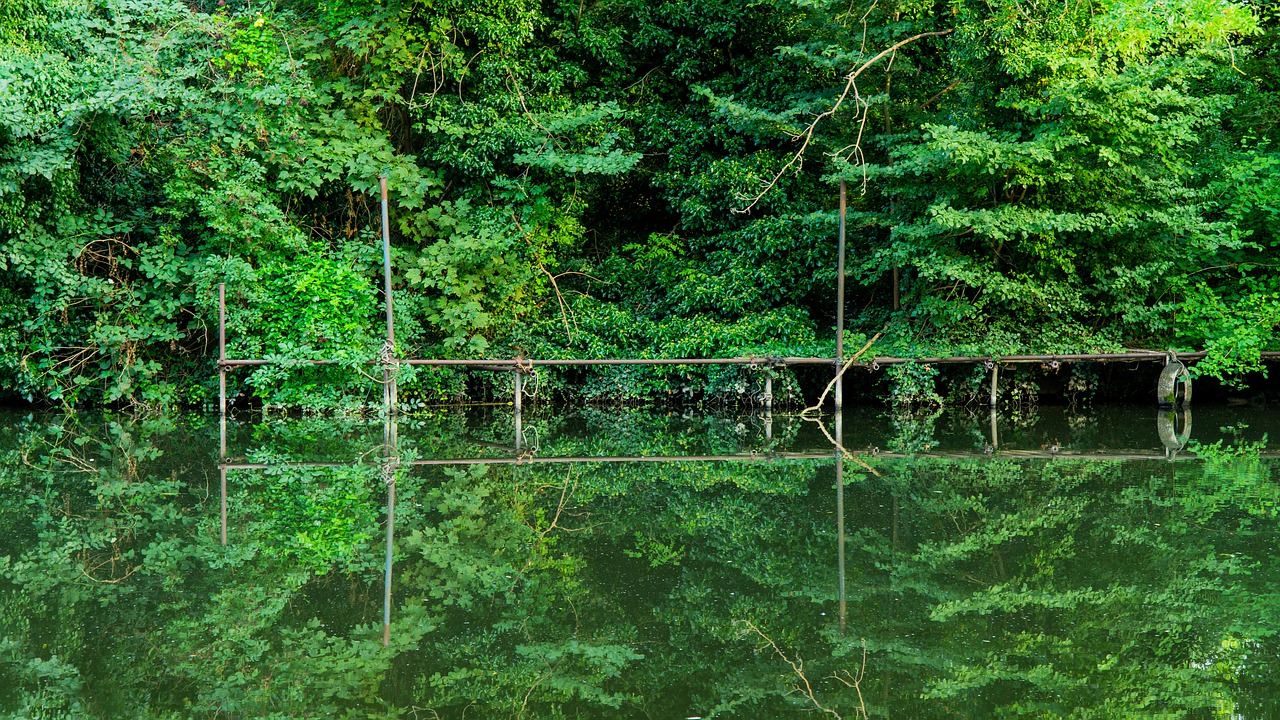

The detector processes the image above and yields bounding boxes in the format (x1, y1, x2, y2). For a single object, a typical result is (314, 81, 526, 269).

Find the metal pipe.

(380, 178, 395, 347)
(764, 372, 774, 443)
(989, 363, 999, 408)
(379, 177, 397, 415)
(220, 452, 842, 470)
(219, 412, 227, 546)
(513, 371, 523, 450)
(835, 409, 846, 634)
(383, 476, 395, 647)
(219, 352, 1280, 368)
(218, 447, 1280, 470)
(219, 356, 833, 367)
(218, 283, 226, 415)
(382, 415, 397, 647)
(836, 179, 846, 412)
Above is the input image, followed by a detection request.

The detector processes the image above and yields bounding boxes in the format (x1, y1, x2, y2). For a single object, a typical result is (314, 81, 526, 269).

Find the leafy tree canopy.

(0, 0, 1277, 407)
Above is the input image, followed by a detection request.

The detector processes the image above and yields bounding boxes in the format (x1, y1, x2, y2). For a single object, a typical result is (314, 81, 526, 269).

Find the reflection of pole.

(219, 412, 227, 546)
(836, 180, 846, 412)
(513, 371, 523, 450)
(383, 477, 395, 647)
(379, 177, 397, 415)
(835, 409, 846, 634)
(218, 283, 226, 415)
(835, 180, 847, 632)
(383, 416, 397, 647)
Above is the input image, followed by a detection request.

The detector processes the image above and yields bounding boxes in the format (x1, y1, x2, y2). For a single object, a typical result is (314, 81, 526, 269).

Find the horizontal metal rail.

(861, 351, 1280, 365)
(218, 351, 1280, 369)
(217, 448, 1280, 469)
(866, 449, 1280, 460)
(219, 356, 835, 367)
(220, 452, 839, 469)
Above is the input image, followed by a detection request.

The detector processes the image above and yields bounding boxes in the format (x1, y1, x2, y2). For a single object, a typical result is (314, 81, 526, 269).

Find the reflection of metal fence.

(214, 408, 1274, 649)
(212, 179, 1280, 417)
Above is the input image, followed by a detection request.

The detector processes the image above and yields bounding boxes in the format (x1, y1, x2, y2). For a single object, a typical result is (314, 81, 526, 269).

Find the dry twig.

(735, 30, 952, 214)
(742, 620, 842, 719)
(801, 332, 882, 417)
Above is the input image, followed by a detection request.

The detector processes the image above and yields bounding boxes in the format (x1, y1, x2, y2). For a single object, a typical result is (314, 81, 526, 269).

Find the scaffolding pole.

(836, 179, 846, 412)
(380, 177, 397, 415)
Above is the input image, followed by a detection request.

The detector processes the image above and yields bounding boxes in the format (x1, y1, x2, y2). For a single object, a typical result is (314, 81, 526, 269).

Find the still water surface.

(1, 406, 1277, 717)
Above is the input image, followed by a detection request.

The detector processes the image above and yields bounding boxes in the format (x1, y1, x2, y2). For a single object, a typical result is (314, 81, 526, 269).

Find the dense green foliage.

(1, 0, 1277, 407)
(0, 408, 1277, 716)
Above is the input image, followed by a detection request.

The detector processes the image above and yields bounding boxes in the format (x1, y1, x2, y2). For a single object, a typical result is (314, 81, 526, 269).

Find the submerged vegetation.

(1, 0, 1278, 407)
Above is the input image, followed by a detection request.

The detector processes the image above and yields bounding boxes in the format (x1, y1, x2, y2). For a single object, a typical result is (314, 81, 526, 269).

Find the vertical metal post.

(218, 283, 226, 415)
(835, 409, 846, 634)
(836, 179, 846, 411)
(764, 371, 773, 444)
(379, 177, 397, 414)
(383, 416, 397, 647)
(218, 282, 229, 546)
(219, 412, 227, 546)
(892, 266, 900, 310)
(513, 370, 523, 450)
(988, 361, 1000, 451)
(764, 372, 773, 414)
(989, 362, 999, 408)
(383, 477, 395, 647)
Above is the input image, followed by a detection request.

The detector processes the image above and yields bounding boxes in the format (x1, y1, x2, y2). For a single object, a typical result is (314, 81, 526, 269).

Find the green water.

(1, 406, 1277, 718)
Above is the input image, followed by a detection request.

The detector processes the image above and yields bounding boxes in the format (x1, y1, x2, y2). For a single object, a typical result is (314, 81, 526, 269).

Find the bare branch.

(742, 620, 842, 719)
(802, 332, 882, 417)
(733, 30, 953, 214)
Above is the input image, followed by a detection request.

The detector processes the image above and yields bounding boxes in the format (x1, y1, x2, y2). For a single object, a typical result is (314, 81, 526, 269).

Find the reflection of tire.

(1157, 361, 1192, 407)
(1157, 408, 1192, 452)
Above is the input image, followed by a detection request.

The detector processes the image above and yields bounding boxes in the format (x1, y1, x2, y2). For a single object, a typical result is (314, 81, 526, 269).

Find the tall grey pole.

(836, 409, 846, 633)
(513, 371, 523, 450)
(380, 177, 397, 414)
(218, 283, 226, 415)
(989, 363, 999, 408)
(764, 373, 773, 415)
(836, 180, 847, 411)
(383, 416, 397, 646)
(219, 411, 227, 546)
(383, 476, 395, 647)
(764, 372, 773, 444)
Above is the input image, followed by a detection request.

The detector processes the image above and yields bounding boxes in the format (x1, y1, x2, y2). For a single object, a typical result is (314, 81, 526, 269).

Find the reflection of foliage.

(624, 532, 686, 568)
(0, 410, 1278, 717)
(239, 461, 380, 571)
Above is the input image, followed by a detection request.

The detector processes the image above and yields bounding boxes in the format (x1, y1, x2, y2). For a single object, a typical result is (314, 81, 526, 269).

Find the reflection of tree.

(840, 455, 1280, 717)
(0, 412, 1277, 717)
